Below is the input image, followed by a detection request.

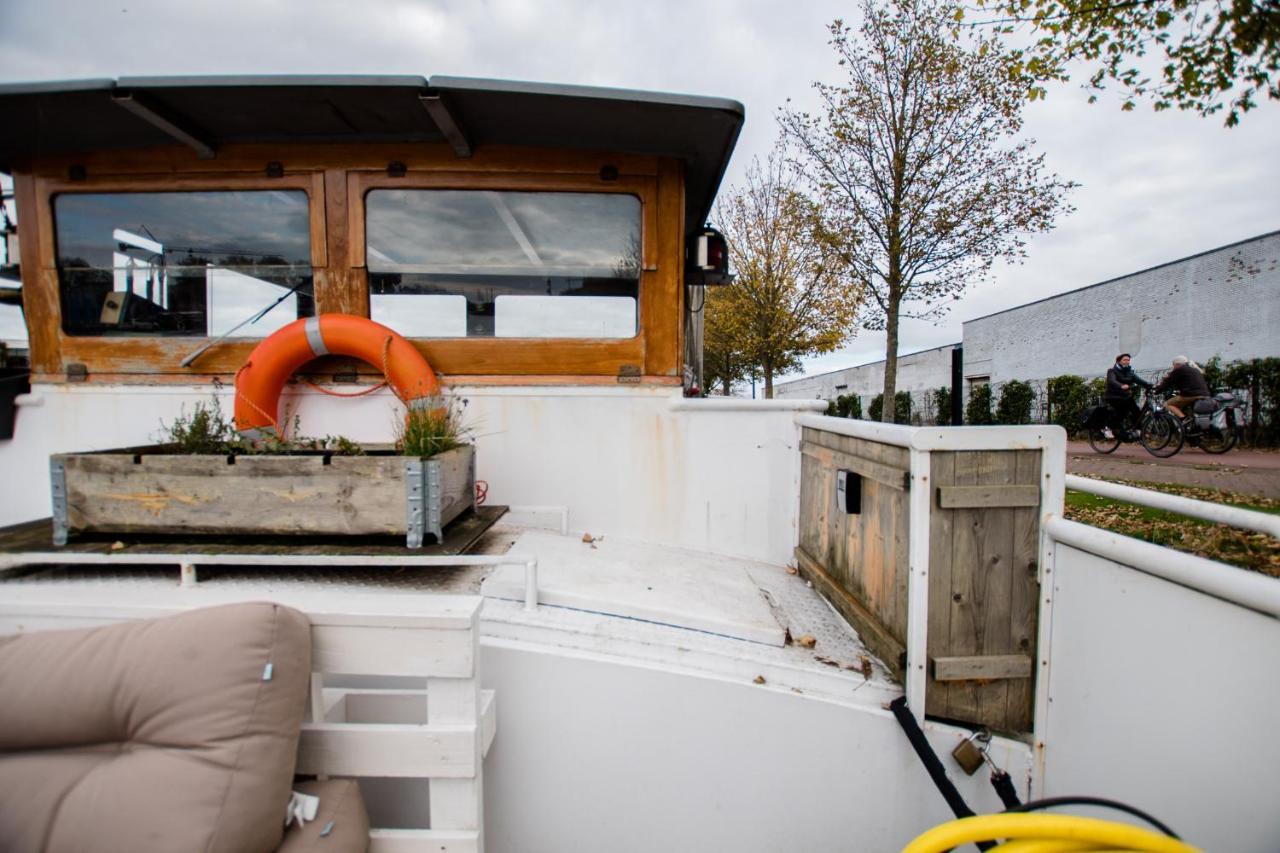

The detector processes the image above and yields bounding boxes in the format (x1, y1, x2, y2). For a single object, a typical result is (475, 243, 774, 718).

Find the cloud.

(0, 0, 1275, 383)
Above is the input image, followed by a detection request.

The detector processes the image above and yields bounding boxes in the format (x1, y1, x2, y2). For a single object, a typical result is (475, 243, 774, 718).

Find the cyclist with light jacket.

(1153, 355, 1210, 421)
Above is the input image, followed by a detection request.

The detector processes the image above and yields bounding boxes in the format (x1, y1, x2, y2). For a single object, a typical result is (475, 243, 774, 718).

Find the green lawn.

(1064, 479, 1279, 576)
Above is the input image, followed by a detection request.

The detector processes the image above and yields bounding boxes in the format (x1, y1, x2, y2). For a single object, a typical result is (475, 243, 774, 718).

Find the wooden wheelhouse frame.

(12, 143, 687, 386)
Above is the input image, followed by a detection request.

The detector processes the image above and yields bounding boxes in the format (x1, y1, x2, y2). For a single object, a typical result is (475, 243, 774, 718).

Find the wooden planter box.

(50, 444, 475, 549)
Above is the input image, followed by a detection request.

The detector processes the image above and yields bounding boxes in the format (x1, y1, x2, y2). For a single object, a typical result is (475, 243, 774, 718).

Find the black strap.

(990, 770, 1022, 809)
(888, 697, 995, 851)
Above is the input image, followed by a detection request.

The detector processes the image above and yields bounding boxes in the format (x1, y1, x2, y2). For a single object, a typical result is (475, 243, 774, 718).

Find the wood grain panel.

(643, 158, 684, 377)
(931, 654, 1032, 681)
(937, 484, 1040, 508)
(1006, 450, 1042, 731)
(58, 446, 473, 540)
(19, 144, 682, 385)
(801, 441, 909, 491)
(800, 427, 911, 470)
(15, 172, 61, 374)
(797, 425, 910, 670)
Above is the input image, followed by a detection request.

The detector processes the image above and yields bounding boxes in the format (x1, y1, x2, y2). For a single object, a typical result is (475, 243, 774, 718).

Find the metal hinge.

(404, 458, 425, 549)
(50, 457, 69, 546)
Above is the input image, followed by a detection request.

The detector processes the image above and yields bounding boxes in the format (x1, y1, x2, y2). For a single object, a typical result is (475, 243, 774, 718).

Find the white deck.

(0, 522, 896, 706)
(480, 529, 787, 646)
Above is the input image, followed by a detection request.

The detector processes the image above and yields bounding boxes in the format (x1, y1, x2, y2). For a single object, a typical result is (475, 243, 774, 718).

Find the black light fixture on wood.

(684, 226, 733, 287)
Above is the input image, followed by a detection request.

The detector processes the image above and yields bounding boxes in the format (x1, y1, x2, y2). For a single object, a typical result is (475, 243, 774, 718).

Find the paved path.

(1065, 440, 1280, 499)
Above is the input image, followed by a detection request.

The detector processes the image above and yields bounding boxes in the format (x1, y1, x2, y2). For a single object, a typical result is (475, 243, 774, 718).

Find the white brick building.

(775, 343, 957, 416)
(962, 230, 1279, 388)
(778, 229, 1280, 409)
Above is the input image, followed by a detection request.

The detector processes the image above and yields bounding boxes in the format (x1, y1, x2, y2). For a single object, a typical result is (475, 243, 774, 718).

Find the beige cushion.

(0, 602, 312, 853)
(279, 779, 371, 853)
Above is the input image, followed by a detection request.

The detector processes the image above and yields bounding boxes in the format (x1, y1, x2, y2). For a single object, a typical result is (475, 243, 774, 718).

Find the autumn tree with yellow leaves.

(705, 154, 862, 398)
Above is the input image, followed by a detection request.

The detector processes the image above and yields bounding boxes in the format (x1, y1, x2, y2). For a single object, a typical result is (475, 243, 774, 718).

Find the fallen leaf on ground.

(110, 541, 125, 551)
(753, 675, 766, 685)
(581, 533, 595, 543)
(785, 565, 798, 575)
(814, 655, 841, 668)
(796, 634, 817, 649)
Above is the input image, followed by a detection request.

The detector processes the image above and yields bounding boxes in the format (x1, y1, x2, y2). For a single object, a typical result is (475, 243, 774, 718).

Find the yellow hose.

(902, 814, 1202, 853)
(991, 841, 1098, 853)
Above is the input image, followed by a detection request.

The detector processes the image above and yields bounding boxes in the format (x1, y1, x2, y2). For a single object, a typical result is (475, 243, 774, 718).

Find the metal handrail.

(1065, 474, 1280, 538)
(1044, 515, 1280, 618)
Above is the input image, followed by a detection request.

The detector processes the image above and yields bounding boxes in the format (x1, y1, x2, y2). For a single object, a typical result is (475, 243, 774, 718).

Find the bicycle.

(1178, 392, 1245, 455)
(1084, 392, 1180, 456)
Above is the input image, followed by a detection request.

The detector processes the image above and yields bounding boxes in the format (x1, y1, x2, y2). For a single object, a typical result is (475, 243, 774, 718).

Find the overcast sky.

(2, 0, 1277, 375)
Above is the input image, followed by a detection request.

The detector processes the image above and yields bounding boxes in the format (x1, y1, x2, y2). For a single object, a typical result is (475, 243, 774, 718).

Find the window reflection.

(54, 191, 313, 337)
(366, 190, 640, 338)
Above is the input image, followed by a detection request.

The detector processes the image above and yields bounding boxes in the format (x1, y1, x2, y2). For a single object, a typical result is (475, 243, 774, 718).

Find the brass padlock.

(951, 730, 990, 776)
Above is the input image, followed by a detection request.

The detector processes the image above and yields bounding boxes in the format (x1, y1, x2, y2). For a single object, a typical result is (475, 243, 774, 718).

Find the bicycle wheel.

(1141, 412, 1184, 458)
(1088, 428, 1120, 454)
(1198, 427, 1238, 454)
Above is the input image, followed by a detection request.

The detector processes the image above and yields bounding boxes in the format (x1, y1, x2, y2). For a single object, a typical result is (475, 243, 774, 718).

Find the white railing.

(0, 549, 541, 611)
(1065, 473, 1280, 539)
(1035, 512, 1280, 852)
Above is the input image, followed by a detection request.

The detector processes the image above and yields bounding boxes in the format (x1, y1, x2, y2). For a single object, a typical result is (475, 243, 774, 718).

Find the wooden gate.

(797, 421, 1054, 734)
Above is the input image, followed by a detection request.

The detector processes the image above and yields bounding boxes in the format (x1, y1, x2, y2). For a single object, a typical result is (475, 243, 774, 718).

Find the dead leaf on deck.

(581, 533, 595, 544)
(796, 634, 817, 649)
(753, 675, 767, 685)
(814, 655, 841, 668)
(110, 541, 125, 551)
(785, 565, 798, 575)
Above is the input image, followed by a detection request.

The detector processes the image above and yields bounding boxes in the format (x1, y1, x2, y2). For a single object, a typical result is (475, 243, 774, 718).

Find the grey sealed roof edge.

(0, 74, 745, 116)
(0, 74, 744, 225)
(428, 75, 745, 117)
(961, 227, 1280, 326)
(0, 78, 116, 95)
(114, 74, 431, 89)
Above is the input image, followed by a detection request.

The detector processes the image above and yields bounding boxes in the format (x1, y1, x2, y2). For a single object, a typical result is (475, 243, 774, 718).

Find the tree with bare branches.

(780, 0, 1075, 421)
(707, 154, 862, 398)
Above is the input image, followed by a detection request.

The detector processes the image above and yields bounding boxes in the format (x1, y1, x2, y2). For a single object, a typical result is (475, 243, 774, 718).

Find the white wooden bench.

(0, 586, 494, 853)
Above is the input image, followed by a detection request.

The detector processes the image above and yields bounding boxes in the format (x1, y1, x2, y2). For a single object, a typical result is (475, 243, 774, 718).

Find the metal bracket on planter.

(426, 458, 443, 544)
(468, 450, 477, 511)
(404, 458, 425, 549)
(50, 458, 69, 546)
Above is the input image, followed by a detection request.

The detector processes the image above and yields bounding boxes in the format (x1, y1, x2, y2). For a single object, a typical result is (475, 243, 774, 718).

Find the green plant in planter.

(161, 396, 238, 454)
(160, 395, 365, 456)
(397, 404, 464, 458)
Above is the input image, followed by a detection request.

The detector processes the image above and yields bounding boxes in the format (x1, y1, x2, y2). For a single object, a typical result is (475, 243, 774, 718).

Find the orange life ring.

(234, 314, 440, 439)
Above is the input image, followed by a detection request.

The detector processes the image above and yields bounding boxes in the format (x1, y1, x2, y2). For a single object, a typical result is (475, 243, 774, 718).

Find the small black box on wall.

(836, 469, 862, 514)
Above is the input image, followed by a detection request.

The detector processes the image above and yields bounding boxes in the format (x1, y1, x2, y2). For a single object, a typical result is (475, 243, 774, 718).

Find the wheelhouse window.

(53, 191, 313, 337)
(366, 190, 640, 338)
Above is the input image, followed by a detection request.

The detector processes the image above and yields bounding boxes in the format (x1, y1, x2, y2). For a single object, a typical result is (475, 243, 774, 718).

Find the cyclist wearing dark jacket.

(1154, 355, 1210, 420)
(1104, 353, 1151, 436)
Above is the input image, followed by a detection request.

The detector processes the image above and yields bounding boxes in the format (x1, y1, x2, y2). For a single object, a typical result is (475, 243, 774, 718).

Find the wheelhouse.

(0, 75, 741, 389)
